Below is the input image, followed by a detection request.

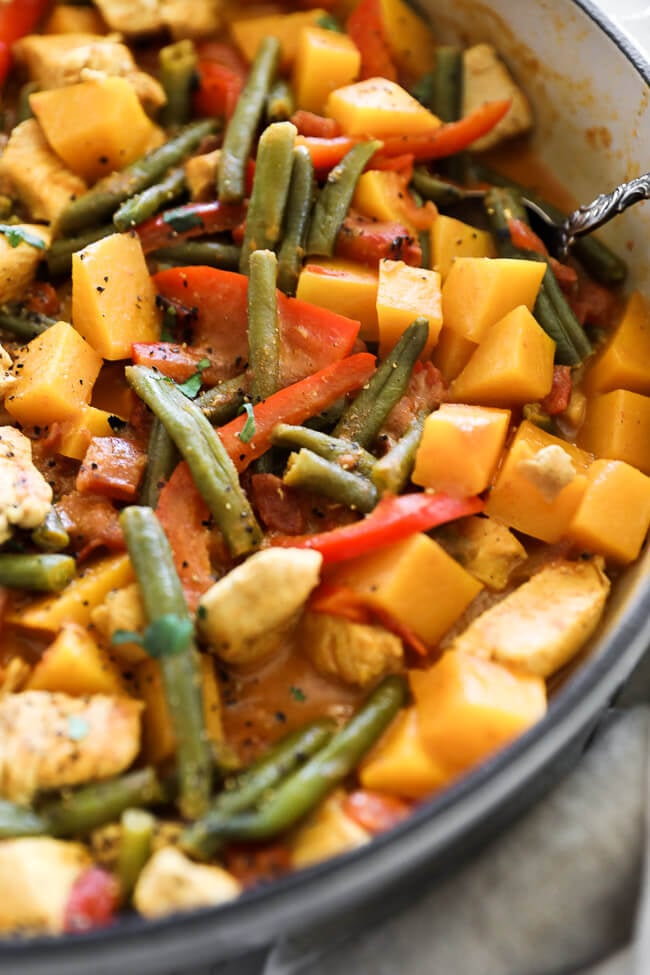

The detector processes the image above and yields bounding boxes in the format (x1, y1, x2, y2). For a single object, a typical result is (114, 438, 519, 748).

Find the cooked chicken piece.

(93, 0, 222, 39)
(290, 791, 370, 870)
(185, 149, 220, 200)
(0, 838, 91, 935)
(436, 515, 527, 591)
(0, 343, 16, 398)
(463, 43, 533, 150)
(197, 548, 322, 666)
(450, 558, 610, 677)
(134, 847, 241, 919)
(0, 222, 51, 303)
(13, 34, 166, 113)
(0, 691, 142, 803)
(301, 612, 403, 688)
(0, 427, 52, 545)
(0, 657, 31, 698)
(90, 582, 148, 664)
(0, 119, 87, 225)
(517, 444, 577, 503)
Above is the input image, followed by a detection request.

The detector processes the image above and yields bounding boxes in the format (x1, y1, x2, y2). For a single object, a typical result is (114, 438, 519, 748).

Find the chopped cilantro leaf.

(177, 357, 211, 399)
(317, 13, 342, 31)
(163, 209, 205, 233)
(67, 716, 89, 741)
(290, 685, 306, 702)
(113, 614, 193, 658)
(238, 402, 256, 443)
(0, 225, 46, 250)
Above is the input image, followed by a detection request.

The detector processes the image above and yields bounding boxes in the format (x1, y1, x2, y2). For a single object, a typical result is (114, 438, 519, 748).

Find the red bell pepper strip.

(218, 353, 377, 472)
(0, 0, 49, 44)
(294, 135, 358, 173)
(131, 342, 210, 383)
(376, 99, 511, 162)
(135, 200, 246, 254)
(153, 266, 361, 385)
(290, 110, 342, 139)
(335, 212, 422, 267)
(76, 438, 147, 502)
(64, 868, 120, 934)
(540, 365, 573, 416)
(273, 491, 484, 563)
(370, 152, 415, 180)
(347, 0, 398, 81)
(342, 790, 412, 834)
(194, 60, 245, 120)
(156, 461, 213, 612)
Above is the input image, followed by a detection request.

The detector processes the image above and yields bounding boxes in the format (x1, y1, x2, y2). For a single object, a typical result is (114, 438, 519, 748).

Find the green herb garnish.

(0, 225, 46, 250)
(289, 686, 306, 702)
(238, 402, 256, 443)
(113, 614, 194, 659)
(163, 208, 205, 234)
(177, 357, 211, 399)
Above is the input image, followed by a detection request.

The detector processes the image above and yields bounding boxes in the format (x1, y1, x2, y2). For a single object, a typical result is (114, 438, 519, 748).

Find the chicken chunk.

(185, 149, 220, 201)
(436, 515, 527, 591)
(0, 691, 142, 803)
(197, 548, 323, 666)
(0, 838, 91, 935)
(463, 43, 533, 150)
(301, 612, 403, 688)
(133, 847, 241, 919)
(0, 427, 52, 545)
(90, 582, 148, 664)
(450, 558, 610, 677)
(517, 444, 577, 503)
(0, 119, 87, 225)
(290, 791, 370, 870)
(93, 0, 222, 39)
(13, 34, 166, 113)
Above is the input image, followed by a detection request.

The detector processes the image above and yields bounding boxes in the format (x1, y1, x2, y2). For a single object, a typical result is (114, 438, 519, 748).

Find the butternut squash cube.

(30, 77, 163, 184)
(430, 214, 496, 281)
(485, 420, 591, 543)
(26, 622, 126, 696)
(568, 459, 650, 564)
(329, 532, 483, 648)
(352, 169, 435, 234)
(450, 305, 555, 406)
(58, 405, 115, 461)
(577, 389, 650, 475)
(360, 707, 447, 799)
(293, 27, 360, 115)
(583, 291, 650, 396)
(376, 259, 442, 358)
(412, 403, 511, 497)
(432, 326, 477, 383)
(378, 0, 436, 81)
(326, 78, 441, 138)
(91, 362, 135, 420)
(410, 651, 547, 776)
(231, 9, 328, 70)
(0, 224, 51, 304)
(72, 233, 160, 360)
(441, 257, 546, 343)
(6, 554, 134, 634)
(296, 260, 377, 341)
(4, 320, 102, 428)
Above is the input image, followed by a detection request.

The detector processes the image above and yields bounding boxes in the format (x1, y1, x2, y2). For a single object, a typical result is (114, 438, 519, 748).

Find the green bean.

(0, 554, 76, 592)
(126, 366, 262, 556)
(31, 508, 70, 553)
(371, 411, 427, 496)
(120, 507, 212, 819)
(151, 241, 241, 270)
(114, 167, 187, 232)
(58, 119, 217, 236)
(334, 318, 429, 448)
(484, 188, 589, 364)
(41, 767, 166, 839)
(248, 249, 280, 403)
(47, 224, 114, 277)
(0, 306, 56, 339)
(239, 122, 297, 275)
(473, 161, 627, 285)
(277, 145, 315, 295)
(304, 398, 347, 432)
(218, 37, 281, 203)
(411, 167, 467, 207)
(189, 675, 407, 842)
(159, 40, 198, 129)
(196, 372, 250, 423)
(17, 82, 38, 124)
(0, 800, 47, 839)
(306, 140, 382, 257)
(284, 449, 377, 512)
(118, 808, 156, 899)
(271, 423, 376, 475)
(180, 719, 336, 860)
(266, 79, 295, 123)
(431, 47, 463, 123)
(138, 417, 179, 508)
(410, 72, 435, 108)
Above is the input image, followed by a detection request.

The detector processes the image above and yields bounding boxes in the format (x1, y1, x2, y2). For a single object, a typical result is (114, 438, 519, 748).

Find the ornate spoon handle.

(557, 172, 650, 259)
